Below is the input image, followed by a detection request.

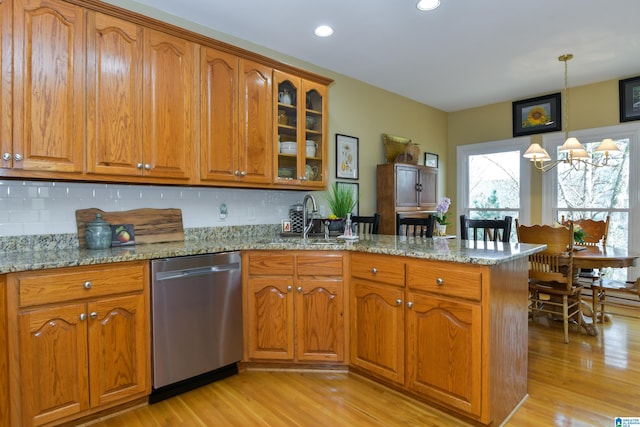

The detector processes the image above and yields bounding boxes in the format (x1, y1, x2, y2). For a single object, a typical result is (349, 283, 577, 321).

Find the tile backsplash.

(0, 180, 309, 236)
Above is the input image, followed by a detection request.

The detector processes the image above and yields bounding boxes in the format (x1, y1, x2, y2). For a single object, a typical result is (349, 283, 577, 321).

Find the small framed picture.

(619, 75, 640, 122)
(512, 93, 562, 137)
(111, 224, 135, 246)
(424, 152, 439, 168)
(336, 134, 359, 180)
(337, 182, 359, 215)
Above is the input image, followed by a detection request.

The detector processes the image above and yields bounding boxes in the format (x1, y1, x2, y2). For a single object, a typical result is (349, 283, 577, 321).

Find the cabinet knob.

(240, 171, 246, 176)
(14, 153, 23, 162)
(436, 278, 444, 286)
(287, 285, 293, 292)
(396, 299, 402, 306)
(144, 164, 151, 170)
(136, 163, 143, 169)
(2, 152, 11, 161)
(371, 267, 377, 274)
(89, 312, 98, 319)
(79, 313, 87, 321)
(234, 170, 240, 176)
(84, 281, 92, 289)
(406, 301, 413, 308)
(297, 286, 303, 293)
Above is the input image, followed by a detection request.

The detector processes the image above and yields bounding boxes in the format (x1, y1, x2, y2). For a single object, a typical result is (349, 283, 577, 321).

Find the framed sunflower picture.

(512, 93, 562, 137)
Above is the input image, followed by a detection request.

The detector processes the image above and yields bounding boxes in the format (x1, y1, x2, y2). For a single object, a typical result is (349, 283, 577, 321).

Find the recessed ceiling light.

(417, 0, 440, 11)
(314, 25, 334, 37)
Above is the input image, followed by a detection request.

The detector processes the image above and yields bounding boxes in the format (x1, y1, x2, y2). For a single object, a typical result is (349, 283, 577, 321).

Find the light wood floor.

(87, 303, 640, 427)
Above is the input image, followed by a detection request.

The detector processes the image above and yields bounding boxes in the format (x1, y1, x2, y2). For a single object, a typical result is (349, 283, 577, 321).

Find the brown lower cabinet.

(243, 251, 347, 363)
(350, 252, 528, 425)
(4, 261, 150, 427)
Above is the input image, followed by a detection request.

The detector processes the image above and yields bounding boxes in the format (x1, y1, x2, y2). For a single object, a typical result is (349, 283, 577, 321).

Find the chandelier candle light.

(523, 54, 620, 172)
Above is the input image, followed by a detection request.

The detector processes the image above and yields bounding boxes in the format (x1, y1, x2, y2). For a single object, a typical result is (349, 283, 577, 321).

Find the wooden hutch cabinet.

(376, 163, 438, 235)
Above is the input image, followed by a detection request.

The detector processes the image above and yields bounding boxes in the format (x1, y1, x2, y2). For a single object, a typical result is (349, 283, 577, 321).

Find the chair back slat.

(561, 216, 609, 246)
(460, 215, 512, 243)
(351, 214, 381, 235)
(396, 214, 434, 237)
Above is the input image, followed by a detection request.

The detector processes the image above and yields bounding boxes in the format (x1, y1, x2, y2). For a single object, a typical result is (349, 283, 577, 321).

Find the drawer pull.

(436, 278, 444, 286)
(287, 285, 293, 292)
(79, 313, 87, 321)
(371, 267, 377, 274)
(406, 301, 413, 308)
(396, 299, 402, 306)
(90, 312, 98, 319)
(297, 286, 303, 293)
(84, 281, 92, 289)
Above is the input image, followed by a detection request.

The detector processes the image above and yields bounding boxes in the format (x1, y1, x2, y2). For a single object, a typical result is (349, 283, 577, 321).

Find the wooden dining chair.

(516, 220, 582, 343)
(562, 216, 611, 313)
(459, 215, 513, 243)
(396, 214, 434, 238)
(591, 277, 640, 323)
(351, 214, 381, 235)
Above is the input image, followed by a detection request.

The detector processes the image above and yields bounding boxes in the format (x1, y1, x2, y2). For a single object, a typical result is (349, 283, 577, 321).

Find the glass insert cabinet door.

(274, 70, 325, 187)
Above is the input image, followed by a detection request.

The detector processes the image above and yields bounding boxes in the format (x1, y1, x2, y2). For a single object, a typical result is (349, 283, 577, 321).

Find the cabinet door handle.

(84, 281, 92, 289)
(371, 267, 377, 274)
(89, 312, 98, 319)
(2, 152, 11, 161)
(79, 313, 87, 321)
(297, 286, 303, 293)
(136, 163, 143, 169)
(406, 301, 413, 308)
(287, 285, 293, 292)
(144, 164, 151, 170)
(396, 299, 402, 306)
(240, 171, 246, 176)
(436, 278, 444, 286)
(234, 170, 240, 176)
(14, 153, 23, 162)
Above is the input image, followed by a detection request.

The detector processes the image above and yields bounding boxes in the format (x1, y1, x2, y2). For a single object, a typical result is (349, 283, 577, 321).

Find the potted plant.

(324, 183, 358, 231)
(434, 197, 451, 236)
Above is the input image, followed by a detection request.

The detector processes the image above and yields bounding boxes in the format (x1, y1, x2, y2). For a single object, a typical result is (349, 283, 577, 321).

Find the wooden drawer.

(351, 253, 405, 287)
(297, 254, 343, 276)
(17, 261, 145, 307)
(407, 261, 482, 301)
(247, 253, 295, 276)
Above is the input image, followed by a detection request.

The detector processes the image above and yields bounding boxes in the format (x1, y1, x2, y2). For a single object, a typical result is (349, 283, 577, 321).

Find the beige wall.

(448, 79, 624, 226)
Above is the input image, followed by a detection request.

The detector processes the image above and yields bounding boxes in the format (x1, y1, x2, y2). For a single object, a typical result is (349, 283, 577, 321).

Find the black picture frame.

(336, 134, 359, 180)
(512, 93, 562, 137)
(424, 152, 439, 168)
(337, 182, 359, 215)
(619, 75, 640, 122)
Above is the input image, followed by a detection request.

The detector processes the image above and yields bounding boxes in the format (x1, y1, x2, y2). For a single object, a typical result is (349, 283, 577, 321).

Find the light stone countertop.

(0, 234, 545, 274)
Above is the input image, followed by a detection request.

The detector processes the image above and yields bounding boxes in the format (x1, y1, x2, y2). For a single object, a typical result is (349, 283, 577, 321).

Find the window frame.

(456, 137, 532, 234)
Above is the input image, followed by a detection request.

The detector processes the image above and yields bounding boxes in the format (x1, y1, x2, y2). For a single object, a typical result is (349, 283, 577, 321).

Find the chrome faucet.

(302, 194, 318, 240)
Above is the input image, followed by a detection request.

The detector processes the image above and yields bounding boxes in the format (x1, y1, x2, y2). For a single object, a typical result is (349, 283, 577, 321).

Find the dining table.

(573, 244, 640, 335)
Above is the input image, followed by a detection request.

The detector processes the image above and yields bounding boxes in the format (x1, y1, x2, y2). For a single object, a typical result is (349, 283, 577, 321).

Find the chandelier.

(523, 54, 620, 172)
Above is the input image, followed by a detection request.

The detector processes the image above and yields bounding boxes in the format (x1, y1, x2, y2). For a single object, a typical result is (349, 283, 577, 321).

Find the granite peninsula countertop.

(0, 234, 545, 274)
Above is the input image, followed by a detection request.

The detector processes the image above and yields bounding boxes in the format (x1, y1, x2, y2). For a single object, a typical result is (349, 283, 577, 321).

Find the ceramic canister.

(85, 213, 112, 249)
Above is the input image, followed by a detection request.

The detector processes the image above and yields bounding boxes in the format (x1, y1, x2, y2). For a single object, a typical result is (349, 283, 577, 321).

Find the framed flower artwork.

(512, 93, 562, 137)
(336, 134, 359, 179)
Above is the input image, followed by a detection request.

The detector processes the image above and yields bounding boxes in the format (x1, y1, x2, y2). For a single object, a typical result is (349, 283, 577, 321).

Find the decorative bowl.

(280, 141, 297, 154)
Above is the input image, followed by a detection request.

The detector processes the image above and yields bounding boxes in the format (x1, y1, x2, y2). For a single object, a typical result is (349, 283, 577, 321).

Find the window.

(457, 138, 531, 240)
(542, 123, 640, 280)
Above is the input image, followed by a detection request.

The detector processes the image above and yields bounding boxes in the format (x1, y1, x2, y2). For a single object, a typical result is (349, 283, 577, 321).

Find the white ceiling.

(125, 0, 640, 112)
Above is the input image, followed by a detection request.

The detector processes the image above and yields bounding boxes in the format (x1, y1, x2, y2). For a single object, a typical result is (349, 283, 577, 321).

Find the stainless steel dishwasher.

(149, 251, 242, 403)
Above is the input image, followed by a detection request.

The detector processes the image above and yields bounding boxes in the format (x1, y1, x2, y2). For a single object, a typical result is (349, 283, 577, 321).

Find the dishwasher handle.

(154, 262, 240, 281)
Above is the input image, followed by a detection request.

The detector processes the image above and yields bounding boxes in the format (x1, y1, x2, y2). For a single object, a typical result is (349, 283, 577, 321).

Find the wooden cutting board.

(76, 208, 184, 248)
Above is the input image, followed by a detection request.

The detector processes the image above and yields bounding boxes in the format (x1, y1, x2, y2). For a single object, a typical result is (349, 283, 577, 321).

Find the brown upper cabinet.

(199, 47, 273, 185)
(274, 70, 327, 188)
(1, 0, 331, 189)
(6, 0, 85, 173)
(87, 18, 197, 182)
